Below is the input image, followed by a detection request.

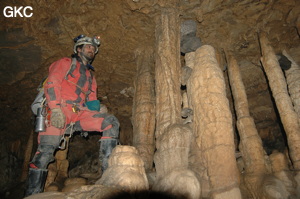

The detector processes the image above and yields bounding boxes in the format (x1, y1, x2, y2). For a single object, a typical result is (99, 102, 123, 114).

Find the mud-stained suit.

(25, 56, 119, 196)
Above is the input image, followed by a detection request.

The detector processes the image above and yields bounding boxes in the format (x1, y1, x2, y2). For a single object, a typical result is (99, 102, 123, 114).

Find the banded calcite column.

(186, 45, 241, 199)
(154, 8, 181, 140)
(259, 32, 300, 170)
(226, 52, 269, 198)
(154, 7, 182, 179)
(153, 7, 200, 199)
(132, 47, 155, 171)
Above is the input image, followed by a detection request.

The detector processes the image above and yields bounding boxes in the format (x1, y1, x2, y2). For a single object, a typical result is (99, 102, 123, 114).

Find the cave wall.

(0, 0, 300, 197)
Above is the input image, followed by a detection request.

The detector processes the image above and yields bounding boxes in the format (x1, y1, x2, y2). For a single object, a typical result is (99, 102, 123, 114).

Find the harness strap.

(64, 57, 94, 103)
(65, 57, 77, 80)
(86, 71, 93, 101)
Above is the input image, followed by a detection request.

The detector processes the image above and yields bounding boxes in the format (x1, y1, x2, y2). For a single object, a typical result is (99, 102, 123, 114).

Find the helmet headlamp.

(73, 34, 101, 54)
(93, 36, 101, 46)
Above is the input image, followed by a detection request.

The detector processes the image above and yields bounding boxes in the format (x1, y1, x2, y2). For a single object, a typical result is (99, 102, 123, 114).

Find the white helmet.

(73, 35, 101, 54)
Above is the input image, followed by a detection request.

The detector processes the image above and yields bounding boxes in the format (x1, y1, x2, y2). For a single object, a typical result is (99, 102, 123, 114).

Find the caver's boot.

(99, 137, 118, 172)
(24, 168, 48, 197)
(99, 114, 120, 172)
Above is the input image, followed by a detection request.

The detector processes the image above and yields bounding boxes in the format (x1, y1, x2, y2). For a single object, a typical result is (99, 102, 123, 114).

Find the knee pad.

(101, 114, 120, 130)
(102, 127, 119, 139)
(101, 115, 120, 138)
(31, 145, 56, 169)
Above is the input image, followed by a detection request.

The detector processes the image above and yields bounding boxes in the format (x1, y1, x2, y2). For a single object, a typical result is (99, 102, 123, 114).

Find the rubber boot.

(24, 168, 48, 197)
(99, 138, 118, 172)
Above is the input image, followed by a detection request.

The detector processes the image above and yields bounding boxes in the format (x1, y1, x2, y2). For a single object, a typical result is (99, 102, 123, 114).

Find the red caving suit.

(40, 57, 110, 142)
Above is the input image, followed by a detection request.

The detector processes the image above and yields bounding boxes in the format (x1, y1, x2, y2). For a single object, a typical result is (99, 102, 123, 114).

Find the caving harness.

(31, 56, 97, 133)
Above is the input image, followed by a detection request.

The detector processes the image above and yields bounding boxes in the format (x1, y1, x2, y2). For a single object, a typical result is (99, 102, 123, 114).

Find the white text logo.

(3, 6, 33, 18)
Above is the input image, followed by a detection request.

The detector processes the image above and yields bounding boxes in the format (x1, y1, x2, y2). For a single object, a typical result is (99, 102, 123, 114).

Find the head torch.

(73, 35, 101, 54)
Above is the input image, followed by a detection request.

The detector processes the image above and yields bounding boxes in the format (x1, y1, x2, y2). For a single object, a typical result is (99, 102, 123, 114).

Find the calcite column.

(226, 52, 269, 197)
(154, 7, 181, 178)
(186, 45, 241, 199)
(282, 50, 300, 125)
(259, 32, 300, 170)
(154, 8, 181, 139)
(153, 7, 200, 199)
(132, 47, 155, 171)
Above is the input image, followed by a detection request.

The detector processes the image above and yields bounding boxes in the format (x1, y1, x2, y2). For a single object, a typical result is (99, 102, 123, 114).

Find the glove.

(50, 108, 65, 129)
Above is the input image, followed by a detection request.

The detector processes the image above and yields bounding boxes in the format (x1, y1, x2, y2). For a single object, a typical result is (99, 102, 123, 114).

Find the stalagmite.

(269, 152, 297, 197)
(153, 7, 200, 199)
(186, 45, 241, 199)
(45, 137, 69, 191)
(97, 145, 149, 191)
(185, 52, 211, 197)
(282, 50, 300, 125)
(153, 124, 200, 199)
(62, 177, 87, 192)
(259, 32, 300, 170)
(132, 47, 155, 171)
(226, 52, 269, 197)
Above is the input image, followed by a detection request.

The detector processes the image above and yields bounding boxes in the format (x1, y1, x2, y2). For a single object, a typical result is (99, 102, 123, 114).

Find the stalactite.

(282, 50, 300, 125)
(132, 46, 155, 171)
(259, 32, 300, 170)
(186, 45, 241, 199)
(225, 52, 270, 198)
(282, 50, 300, 198)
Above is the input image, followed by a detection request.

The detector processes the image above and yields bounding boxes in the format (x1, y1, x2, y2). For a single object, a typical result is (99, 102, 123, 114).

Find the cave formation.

(1, 0, 300, 199)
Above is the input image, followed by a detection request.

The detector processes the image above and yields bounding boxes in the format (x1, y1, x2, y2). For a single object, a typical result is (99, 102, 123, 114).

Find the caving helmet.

(73, 34, 101, 54)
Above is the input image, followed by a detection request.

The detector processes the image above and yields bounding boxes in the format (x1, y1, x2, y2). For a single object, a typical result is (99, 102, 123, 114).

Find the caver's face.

(78, 44, 96, 61)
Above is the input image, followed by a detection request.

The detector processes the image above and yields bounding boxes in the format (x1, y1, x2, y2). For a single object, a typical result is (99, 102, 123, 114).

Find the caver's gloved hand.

(50, 108, 65, 129)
